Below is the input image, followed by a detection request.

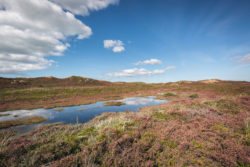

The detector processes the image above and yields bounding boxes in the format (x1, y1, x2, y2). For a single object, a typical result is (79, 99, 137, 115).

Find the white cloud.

(50, 0, 119, 16)
(0, 0, 116, 75)
(104, 40, 123, 48)
(113, 46, 125, 52)
(104, 40, 125, 53)
(108, 66, 175, 77)
(233, 54, 250, 64)
(134, 58, 162, 65)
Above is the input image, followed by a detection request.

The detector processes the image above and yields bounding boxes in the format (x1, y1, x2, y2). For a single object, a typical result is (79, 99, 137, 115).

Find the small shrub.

(77, 127, 97, 137)
(141, 131, 156, 145)
(164, 93, 176, 97)
(211, 124, 228, 132)
(191, 159, 204, 166)
(97, 134, 107, 142)
(205, 99, 241, 114)
(189, 94, 199, 98)
(167, 157, 175, 166)
(169, 112, 182, 119)
(64, 134, 81, 153)
(192, 140, 203, 149)
(160, 139, 178, 149)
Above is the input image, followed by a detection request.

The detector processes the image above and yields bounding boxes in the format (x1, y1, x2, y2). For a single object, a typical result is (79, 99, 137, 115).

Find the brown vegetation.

(0, 116, 47, 129)
(0, 114, 10, 117)
(0, 78, 249, 166)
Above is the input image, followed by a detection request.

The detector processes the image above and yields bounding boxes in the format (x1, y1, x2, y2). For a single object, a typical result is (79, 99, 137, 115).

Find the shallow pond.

(0, 96, 168, 134)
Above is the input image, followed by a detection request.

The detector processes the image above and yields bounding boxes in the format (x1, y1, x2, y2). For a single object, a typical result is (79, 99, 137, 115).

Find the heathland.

(0, 76, 249, 167)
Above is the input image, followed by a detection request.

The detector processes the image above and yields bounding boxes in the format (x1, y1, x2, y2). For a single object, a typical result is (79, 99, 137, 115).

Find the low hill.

(0, 76, 111, 89)
(0, 79, 249, 167)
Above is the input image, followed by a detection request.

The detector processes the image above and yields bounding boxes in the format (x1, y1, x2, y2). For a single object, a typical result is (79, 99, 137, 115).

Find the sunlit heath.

(0, 0, 249, 167)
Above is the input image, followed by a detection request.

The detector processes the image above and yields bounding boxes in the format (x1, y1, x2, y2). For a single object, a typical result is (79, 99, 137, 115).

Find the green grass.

(0, 79, 249, 166)
(141, 131, 156, 145)
(0, 116, 47, 129)
(192, 140, 203, 149)
(152, 111, 168, 121)
(160, 139, 178, 149)
(205, 99, 241, 114)
(163, 92, 176, 97)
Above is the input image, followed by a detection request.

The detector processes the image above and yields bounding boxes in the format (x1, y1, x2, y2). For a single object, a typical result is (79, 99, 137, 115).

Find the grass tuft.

(189, 94, 199, 98)
(163, 92, 176, 97)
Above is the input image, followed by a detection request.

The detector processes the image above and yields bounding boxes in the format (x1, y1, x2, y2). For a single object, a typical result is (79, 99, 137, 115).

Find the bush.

(189, 94, 199, 98)
(164, 93, 176, 97)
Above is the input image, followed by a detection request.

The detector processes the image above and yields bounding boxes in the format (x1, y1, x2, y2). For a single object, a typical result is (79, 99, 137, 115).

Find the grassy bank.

(0, 114, 10, 117)
(0, 80, 249, 166)
(0, 116, 47, 129)
(0, 82, 162, 112)
(1, 79, 249, 112)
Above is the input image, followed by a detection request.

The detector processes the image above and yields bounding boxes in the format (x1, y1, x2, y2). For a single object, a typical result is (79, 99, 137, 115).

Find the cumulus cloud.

(134, 58, 162, 65)
(0, 53, 54, 74)
(113, 46, 125, 53)
(108, 66, 175, 77)
(104, 40, 125, 53)
(50, 0, 119, 16)
(0, 0, 117, 75)
(233, 54, 250, 64)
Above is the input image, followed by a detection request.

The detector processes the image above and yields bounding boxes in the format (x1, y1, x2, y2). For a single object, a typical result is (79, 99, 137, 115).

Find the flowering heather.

(0, 81, 249, 166)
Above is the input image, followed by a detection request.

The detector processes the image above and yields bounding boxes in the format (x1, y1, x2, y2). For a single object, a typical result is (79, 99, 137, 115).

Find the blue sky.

(1, 0, 250, 82)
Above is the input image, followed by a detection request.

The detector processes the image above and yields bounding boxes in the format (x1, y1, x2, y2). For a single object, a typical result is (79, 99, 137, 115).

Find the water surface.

(0, 96, 167, 134)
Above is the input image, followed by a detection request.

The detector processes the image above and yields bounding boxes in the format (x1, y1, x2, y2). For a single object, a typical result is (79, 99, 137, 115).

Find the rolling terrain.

(0, 77, 249, 166)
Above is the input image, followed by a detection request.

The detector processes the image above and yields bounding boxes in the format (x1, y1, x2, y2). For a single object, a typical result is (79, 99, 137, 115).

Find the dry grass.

(0, 80, 249, 166)
(0, 116, 47, 129)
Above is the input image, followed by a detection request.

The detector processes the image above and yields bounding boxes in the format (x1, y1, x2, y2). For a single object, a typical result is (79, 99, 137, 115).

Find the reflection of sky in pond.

(0, 96, 168, 134)
(0, 109, 54, 122)
(118, 96, 164, 105)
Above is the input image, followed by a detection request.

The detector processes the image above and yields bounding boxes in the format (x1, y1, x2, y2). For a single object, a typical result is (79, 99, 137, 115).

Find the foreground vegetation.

(0, 78, 249, 166)
(0, 116, 47, 129)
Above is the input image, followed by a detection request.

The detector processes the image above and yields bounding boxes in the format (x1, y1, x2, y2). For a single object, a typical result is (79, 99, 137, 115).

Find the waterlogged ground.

(0, 80, 249, 167)
(0, 96, 167, 134)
